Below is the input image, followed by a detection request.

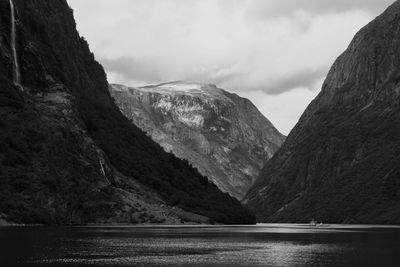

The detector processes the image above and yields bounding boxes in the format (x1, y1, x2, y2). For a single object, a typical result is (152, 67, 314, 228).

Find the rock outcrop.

(245, 1, 400, 224)
(110, 82, 285, 200)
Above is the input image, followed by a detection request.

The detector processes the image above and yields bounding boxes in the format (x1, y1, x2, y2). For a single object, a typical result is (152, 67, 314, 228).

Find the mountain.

(245, 1, 400, 224)
(0, 0, 255, 225)
(109, 82, 285, 200)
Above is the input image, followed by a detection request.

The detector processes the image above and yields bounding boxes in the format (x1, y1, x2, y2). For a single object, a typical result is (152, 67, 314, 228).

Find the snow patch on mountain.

(138, 81, 233, 101)
(177, 114, 204, 128)
(156, 82, 203, 91)
(154, 98, 173, 110)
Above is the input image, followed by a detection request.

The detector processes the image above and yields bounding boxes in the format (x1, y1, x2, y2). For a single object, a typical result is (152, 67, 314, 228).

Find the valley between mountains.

(1, 0, 400, 225)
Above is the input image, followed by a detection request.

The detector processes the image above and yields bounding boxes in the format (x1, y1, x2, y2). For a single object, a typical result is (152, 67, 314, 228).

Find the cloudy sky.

(67, 0, 393, 135)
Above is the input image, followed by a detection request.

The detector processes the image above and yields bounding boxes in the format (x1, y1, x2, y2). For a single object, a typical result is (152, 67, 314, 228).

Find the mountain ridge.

(0, 0, 255, 224)
(110, 82, 285, 200)
(245, 0, 400, 224)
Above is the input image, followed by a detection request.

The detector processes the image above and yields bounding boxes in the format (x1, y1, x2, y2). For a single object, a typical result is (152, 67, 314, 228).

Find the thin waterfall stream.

(9, 0, 21, 87)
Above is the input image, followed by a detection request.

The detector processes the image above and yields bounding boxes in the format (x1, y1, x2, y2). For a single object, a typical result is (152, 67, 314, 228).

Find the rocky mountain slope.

(0, 0, 255, 224)
(110, 82, 285, 200)
(245, 1, 400, 224)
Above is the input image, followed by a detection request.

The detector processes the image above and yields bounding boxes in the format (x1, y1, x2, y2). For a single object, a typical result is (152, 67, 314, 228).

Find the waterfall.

(9, 0, 21, 86)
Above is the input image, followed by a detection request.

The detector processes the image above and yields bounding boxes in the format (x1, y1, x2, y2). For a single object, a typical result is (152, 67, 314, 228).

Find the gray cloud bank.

(68, 0, 395, 134)
(69, 0, 393, 96)
(249, 0, 394, 17)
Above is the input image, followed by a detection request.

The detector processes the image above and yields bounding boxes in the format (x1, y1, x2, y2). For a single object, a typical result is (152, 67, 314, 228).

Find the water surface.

(1, 224, 400, 266)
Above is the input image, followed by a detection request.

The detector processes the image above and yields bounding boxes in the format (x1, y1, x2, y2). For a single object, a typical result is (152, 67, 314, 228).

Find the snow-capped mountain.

(110, 81, 285, 200)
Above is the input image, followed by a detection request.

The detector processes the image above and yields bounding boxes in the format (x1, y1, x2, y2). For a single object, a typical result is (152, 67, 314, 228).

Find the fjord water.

(1, 225, 399, 267)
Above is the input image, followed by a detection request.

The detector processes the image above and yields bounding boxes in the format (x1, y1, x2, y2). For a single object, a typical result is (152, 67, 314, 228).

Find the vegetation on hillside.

(0, 0, 255, 224)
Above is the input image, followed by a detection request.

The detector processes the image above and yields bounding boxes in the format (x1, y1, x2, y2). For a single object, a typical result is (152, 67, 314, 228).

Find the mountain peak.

(147, 81, 218, 90)
(111, 81, 228, 100)
(110, 82, 285, 199)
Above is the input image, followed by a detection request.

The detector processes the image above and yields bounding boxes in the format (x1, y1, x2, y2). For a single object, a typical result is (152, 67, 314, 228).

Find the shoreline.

(1, 222, 400, 228)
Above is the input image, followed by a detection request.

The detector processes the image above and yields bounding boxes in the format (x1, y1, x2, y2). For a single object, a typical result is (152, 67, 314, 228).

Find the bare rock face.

(245, 1, 400, 224)
(110, 82, 285, 200)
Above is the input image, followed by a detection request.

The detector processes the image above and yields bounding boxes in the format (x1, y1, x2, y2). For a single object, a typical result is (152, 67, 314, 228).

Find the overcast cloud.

(248, 0, 393, 18)
(67, 0, 394, 134)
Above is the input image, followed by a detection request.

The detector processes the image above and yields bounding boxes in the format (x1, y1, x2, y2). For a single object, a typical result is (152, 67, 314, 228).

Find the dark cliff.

(0, 0, 255, 224)
(245, 1, 400, 224)
(110, 82, 285, 200)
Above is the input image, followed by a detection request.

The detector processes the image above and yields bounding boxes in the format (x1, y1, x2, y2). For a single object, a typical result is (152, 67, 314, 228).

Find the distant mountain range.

(109, 82, 285, 200)
(245, 1, 400, 224)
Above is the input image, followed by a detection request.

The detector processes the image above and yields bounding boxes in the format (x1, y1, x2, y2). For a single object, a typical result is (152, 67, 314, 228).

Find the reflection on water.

(1, 224, 400, 266)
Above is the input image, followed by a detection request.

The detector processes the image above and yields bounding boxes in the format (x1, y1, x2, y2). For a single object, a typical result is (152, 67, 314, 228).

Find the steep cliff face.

(245, 1, 400, 224)
(110, 82, 285, 200)
(0, 0, 255, 224)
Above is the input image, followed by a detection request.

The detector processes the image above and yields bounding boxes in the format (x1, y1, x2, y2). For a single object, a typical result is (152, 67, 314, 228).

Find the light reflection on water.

(1, 224, 400, 266)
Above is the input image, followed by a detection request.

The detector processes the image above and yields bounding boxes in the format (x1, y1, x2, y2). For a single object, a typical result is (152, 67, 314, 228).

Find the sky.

(67, 0, 393, 135)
